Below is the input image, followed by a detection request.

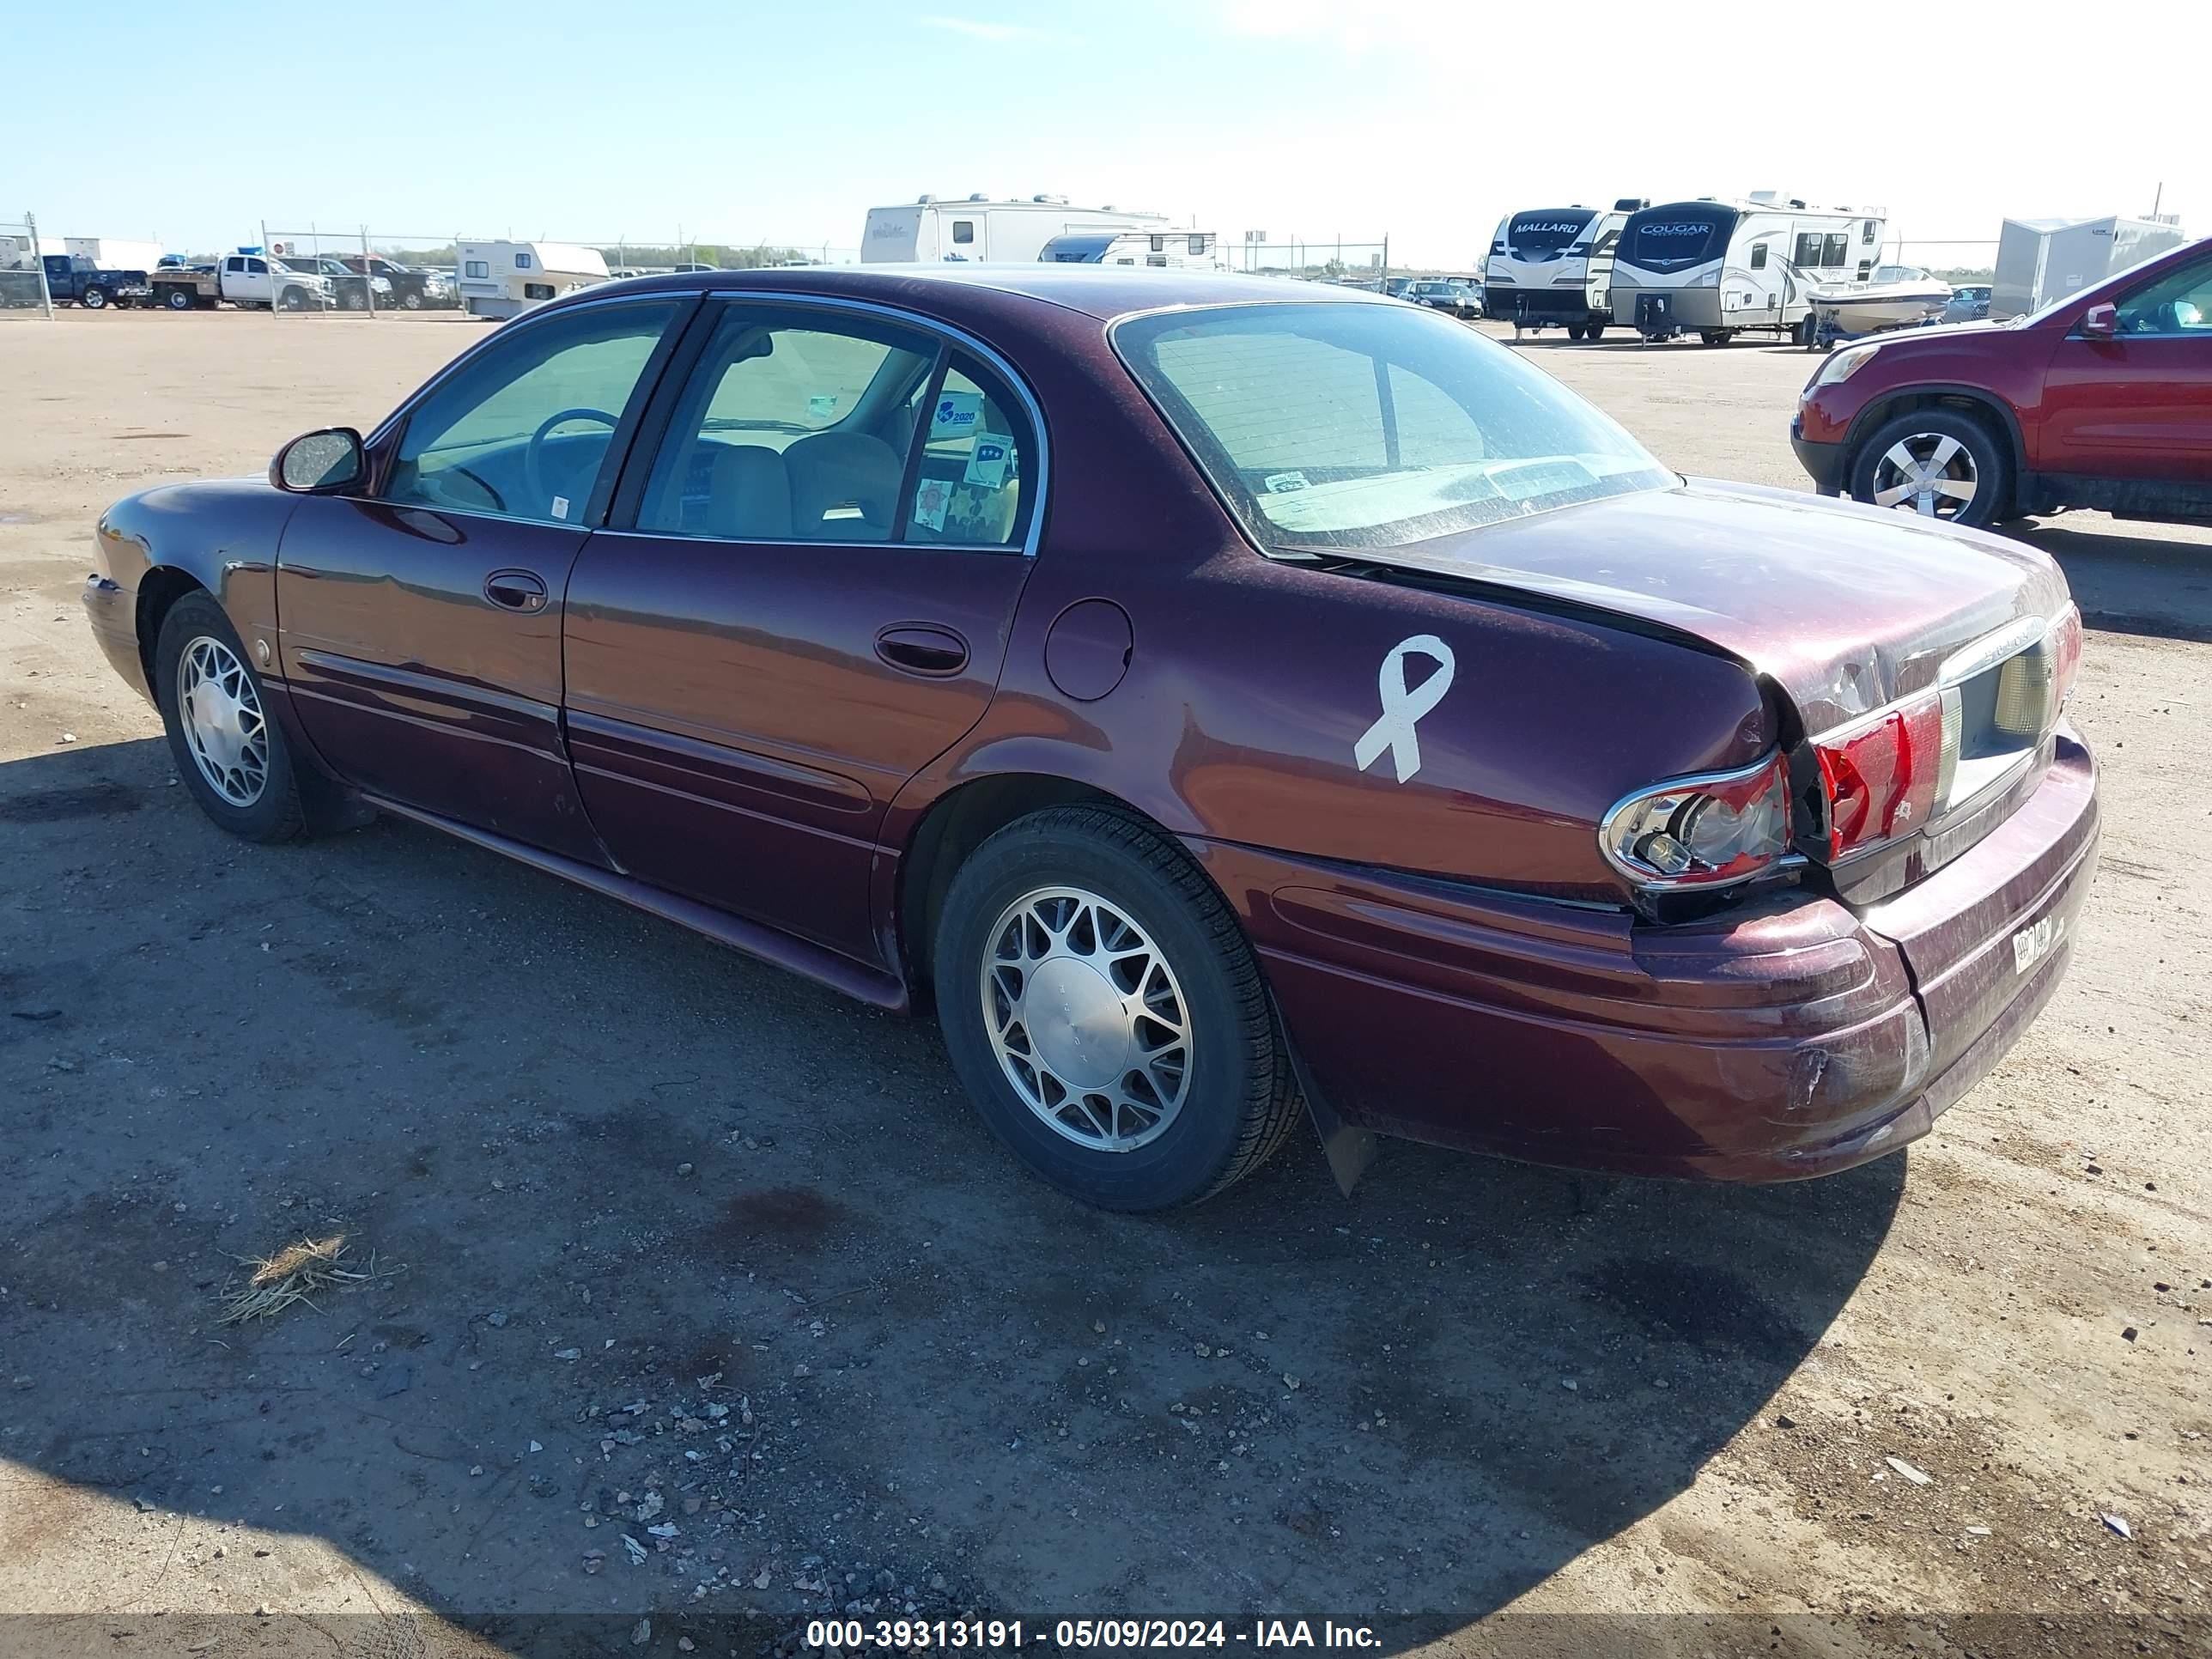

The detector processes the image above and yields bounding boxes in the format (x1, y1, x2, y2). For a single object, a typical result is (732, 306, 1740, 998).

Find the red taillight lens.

(1814, 692, 1943, 860)
(1601, 750, 1792, 890)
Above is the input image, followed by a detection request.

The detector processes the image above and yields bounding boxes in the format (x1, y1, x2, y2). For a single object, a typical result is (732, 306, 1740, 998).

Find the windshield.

(1620, 206, 1737, 273)
(1501, 210, 1598, 262)
(1112, 301, 1674, 555)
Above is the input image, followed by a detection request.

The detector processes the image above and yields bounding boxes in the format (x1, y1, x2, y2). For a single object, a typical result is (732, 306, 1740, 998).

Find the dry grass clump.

(217, 1234, 391, 1323)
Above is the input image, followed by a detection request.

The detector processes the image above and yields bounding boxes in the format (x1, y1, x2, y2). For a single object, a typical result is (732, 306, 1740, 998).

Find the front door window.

(384, 299, 684, 524)
(2112, 258, 2212, 337)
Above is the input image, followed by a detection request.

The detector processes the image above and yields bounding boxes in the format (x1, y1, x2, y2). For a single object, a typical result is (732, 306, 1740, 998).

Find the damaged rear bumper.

(1189, 729, 2098, 1182)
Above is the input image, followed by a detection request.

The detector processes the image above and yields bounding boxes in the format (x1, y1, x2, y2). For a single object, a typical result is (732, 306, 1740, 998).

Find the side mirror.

(2079, 302, 2119, 339)
(270, 427, 366, 493)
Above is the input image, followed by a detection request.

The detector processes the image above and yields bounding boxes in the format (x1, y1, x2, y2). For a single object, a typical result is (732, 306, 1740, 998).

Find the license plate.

(2011, 910, 2068, 976)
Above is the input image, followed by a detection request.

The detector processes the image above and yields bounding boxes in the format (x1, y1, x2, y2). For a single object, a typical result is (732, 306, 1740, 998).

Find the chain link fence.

(1, 210, 56, 318)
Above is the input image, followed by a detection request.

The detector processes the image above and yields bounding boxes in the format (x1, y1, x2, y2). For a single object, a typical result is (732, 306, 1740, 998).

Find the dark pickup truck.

(38, 253, 150, 309)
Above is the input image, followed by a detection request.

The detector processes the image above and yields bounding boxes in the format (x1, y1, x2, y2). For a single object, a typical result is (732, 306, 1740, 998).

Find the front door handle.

(483, 569, 548, 613)
(876, 624, 969, 677)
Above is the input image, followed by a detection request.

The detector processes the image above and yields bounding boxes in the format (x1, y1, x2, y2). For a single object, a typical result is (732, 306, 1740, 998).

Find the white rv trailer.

(1481, 199, 1646, 338)
(1038, 228, 1225, 268)
(1991, 215, 2189, 320)
(1611, 193, 1887, 344)
(454, 240, 610, 319)
(861, 195, 1170, 264)
(63, 237, 166, 272)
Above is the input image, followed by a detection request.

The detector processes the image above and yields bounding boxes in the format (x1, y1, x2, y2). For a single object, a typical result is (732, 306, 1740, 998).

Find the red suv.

(1794, 234, 2212, 530)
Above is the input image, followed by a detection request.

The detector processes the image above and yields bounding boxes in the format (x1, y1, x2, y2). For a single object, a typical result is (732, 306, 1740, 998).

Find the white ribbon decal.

(1352, 634, 1455, 783)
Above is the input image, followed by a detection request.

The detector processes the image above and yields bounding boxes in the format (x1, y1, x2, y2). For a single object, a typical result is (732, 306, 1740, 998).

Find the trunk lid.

(1344, 478, 2070, 735)
(1332, 479, 2076, 897)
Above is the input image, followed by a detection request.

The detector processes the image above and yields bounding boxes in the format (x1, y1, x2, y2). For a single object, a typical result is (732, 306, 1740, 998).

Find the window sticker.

(912, 477, 951, 532)
(963, 433, 1014, 489)
(1264, 471, 1310, 494)
(929, 390, 983, 439)
(550, 495, 570, 520)
(806, 394, 840, 422)
(943, 484, 1000, 543)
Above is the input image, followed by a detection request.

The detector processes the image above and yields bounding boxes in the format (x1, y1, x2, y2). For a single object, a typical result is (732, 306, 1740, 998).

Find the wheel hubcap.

(1873, 433, 1978, 520)
(177, 636, 268, 806)
(981, 886, 1191, 1152)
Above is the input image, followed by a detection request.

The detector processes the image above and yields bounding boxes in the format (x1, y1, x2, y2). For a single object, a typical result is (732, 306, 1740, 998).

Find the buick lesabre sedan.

(84, 268, 2099, 1211)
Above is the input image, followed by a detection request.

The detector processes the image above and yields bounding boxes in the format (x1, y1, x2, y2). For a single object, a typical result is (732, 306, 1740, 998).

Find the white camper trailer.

(1991, 215, 2190, 320)
(454, 240, 610, 319)
(63, 237, 166, 273)
(0, 233, 66, 269)
(862, 195, 1170, 264)
(1482, 200, 1645, 339)
(1038, 228, 1224, 268)
(1611, 194, 1887, 345)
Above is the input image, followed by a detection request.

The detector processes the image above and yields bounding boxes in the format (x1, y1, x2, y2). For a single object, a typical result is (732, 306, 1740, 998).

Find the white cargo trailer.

(862, 195, 1169, 264)
(63, 237, 166, 272)
(1990, 215, 2190, 320)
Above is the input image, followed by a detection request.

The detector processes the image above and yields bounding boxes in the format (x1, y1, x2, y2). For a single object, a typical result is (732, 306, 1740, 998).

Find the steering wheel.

(524, 407, 620, 520)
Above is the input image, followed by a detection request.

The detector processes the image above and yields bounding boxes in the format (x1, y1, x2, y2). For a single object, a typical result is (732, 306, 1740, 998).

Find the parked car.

(290, 258, 390, 312)
(332, 254, 454, 310)
(85, 267, 2097, 1211)
(36, 252, 149, 309)
(149, 252, 333, 311)
(1942, 283, 1992, 325)
(1401, 279, 1481, 319)
(1795, 234, 2211, 528)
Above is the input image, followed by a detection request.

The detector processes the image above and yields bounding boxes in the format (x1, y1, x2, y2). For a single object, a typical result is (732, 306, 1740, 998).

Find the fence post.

(27, 209, 52, 318)
(362, 225, 376, 318)
(260, 221, 272, 317)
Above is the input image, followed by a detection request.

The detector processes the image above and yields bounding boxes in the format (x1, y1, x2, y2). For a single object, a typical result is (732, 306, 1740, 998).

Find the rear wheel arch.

(899, 773, 1144, 998)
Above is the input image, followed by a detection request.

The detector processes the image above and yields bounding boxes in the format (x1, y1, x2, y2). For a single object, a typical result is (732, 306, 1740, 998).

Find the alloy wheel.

(1872, 432, 1978, 520)
(176, 635, 269, 806)
(980, 886, 1192, 1152)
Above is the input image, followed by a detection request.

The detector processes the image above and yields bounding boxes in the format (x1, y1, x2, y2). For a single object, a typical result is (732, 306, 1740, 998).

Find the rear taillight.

(1814, 693, 1944, 860)
(1601, 751, 1792, 890)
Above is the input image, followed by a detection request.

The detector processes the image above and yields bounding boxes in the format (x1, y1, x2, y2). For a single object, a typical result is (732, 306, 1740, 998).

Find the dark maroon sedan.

(83, 267, 2099, 1210)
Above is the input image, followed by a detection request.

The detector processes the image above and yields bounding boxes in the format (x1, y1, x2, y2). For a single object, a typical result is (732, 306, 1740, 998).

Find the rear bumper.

(1189, 731, 2098, 1182)
(1790, 421, 1850, 495)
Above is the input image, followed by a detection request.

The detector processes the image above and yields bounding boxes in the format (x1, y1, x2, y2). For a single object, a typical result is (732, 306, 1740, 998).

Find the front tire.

(1849, 408, 2009, 529)
(155, 592, 306, 842)
(81, 286, 108, 310)
(933, 807, 1298, 1211)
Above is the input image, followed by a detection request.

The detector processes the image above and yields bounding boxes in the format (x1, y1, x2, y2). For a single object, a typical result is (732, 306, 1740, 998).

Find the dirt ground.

(1, 308, 2207, 1659)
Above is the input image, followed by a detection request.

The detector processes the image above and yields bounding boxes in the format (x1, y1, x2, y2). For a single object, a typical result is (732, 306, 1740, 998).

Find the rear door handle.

(483, 569, 548, 612)
(875, 624, 969, 677)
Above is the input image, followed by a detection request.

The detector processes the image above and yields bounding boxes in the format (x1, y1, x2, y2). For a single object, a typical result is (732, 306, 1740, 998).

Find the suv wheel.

(933, 807, 1300, 1211)
(1850, 409, 2010, 528)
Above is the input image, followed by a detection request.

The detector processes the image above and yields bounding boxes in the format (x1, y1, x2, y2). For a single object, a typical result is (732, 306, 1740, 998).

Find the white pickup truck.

(149, 252, 334, 312)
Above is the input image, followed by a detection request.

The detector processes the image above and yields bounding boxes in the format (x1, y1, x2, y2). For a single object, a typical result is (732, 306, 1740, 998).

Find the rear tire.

(933, 807, 1299, 1211)
(163, 285, 194, 311)
(1848, 408, 2010, 529)
(154, 592, 307, 843)
(1565, 324, 1586, 342)
(1584, 323, 1606, 342)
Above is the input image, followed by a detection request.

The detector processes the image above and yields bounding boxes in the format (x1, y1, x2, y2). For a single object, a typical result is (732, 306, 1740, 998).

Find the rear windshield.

(1503, 210, 1598, 261)
(1112, 301, 1673, 554)
(1621, 207, 1736, 273)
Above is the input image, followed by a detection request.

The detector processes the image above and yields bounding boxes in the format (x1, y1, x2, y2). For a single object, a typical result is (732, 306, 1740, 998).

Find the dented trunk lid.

(1346, 478, 2071, 735)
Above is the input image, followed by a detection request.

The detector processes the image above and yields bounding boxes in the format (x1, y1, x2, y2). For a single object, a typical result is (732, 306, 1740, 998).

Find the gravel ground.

(0, 309, 2206, 1659)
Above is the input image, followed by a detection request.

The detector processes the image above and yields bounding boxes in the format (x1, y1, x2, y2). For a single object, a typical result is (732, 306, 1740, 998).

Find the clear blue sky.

(11, 3, 2202, 268)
